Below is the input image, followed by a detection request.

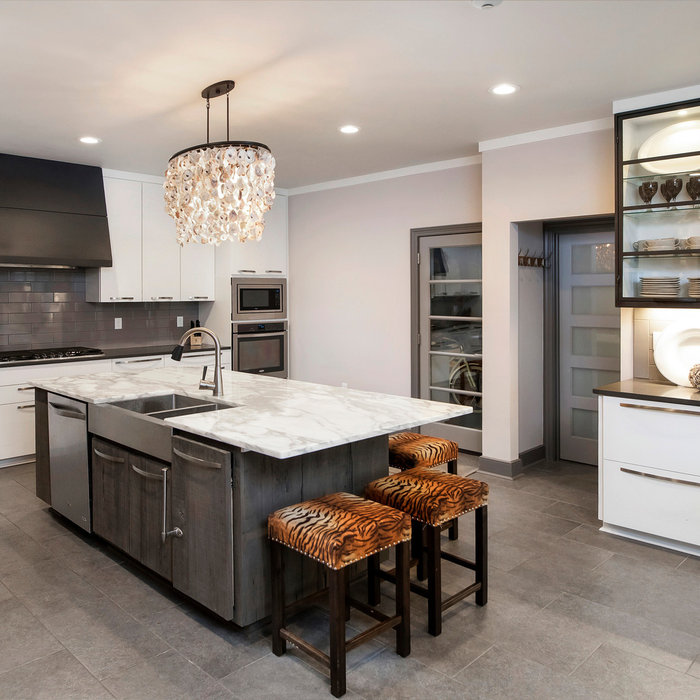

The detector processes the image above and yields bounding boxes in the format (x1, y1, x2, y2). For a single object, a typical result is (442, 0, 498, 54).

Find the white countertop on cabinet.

(32, 367, 471, 459)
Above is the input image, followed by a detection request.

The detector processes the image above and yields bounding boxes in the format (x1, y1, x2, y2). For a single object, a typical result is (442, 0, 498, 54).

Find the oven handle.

(233, 332, 286, 339)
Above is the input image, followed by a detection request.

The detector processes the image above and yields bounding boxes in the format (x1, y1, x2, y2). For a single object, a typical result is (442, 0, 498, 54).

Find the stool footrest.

(346, 613, 403, 652)
(442, 582, 481, 611)
(280, 628, 330, 666)
(440, 550, 476, 571)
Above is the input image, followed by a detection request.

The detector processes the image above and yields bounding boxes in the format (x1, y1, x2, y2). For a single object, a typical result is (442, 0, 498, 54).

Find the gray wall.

(0, 268, 198, 350)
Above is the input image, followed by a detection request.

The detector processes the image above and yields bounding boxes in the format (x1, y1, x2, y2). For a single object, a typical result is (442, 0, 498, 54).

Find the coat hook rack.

(518, 249, 551, 269)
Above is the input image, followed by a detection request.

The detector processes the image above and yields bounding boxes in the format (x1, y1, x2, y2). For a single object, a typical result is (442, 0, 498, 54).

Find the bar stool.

(365, 467, 488, 637)
(268, 492, 412, 698)
(388, 431, 460, 540)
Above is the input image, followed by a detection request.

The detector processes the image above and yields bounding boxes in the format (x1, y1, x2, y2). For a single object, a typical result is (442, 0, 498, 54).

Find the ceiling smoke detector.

(472, 0, 502, 8)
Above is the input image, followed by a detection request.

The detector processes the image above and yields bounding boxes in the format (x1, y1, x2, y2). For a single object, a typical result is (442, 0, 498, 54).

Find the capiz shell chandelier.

(164, 80, 275, 245)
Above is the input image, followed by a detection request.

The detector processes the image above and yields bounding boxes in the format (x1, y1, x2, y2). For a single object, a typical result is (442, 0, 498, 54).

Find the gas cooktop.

(0, 346, 104, 364)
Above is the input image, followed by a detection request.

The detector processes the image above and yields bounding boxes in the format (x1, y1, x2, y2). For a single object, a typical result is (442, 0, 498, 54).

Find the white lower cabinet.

(165, 349, 231, 370)
(111, 356, 165, 373)
(598, 394, 700, 555)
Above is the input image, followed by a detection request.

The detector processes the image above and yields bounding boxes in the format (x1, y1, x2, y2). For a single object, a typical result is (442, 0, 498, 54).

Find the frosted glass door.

(559, 231, 620, 464)
(419, 232, 482, 452)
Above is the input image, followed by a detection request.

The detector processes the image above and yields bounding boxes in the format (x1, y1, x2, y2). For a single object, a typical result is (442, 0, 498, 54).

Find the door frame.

(410, 222, 482, 398)
(542, 215, 615, 462)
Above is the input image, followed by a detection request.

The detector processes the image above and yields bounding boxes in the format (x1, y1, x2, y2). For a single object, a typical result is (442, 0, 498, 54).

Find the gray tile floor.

(0, 457, 699, 699)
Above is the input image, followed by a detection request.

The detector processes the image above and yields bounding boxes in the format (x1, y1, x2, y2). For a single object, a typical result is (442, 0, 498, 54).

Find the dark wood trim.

(519, 444, 546, 467)
(409, 222, 482, 398)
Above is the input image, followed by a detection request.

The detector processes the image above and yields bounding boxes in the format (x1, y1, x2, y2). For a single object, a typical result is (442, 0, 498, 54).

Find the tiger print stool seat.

(268, 492, 412, 698)
(364, 467, 488, 637)
(388, 432, 460, 540)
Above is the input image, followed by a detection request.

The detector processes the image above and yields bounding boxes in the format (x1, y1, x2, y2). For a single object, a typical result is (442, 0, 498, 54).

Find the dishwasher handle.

(48, 402, 86, 421)
(160, 466, 183, 543)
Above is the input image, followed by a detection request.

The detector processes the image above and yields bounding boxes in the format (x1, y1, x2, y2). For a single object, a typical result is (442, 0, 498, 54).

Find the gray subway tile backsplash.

(0, 269, 199, 351)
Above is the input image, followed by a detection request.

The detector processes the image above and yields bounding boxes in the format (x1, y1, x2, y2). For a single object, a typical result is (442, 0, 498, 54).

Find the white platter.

(639, 120, 700, 174)
(653, 321, 700, 386)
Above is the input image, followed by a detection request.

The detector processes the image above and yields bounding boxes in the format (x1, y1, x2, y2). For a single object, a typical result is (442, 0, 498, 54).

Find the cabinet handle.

(160, 466, 183, 542)
(48, 402, 85, 420)
(619, 402, 700, 417)
(114, 358, 160, 365)
(110, 296, 135, 300)
(265, 270, 283, 274)
(93, 448, 125, 464)
(189, 296, 210, 300)
(17, 386, 34, 392)
(130, 463, 164, 481)
(16, 404, 35, 410)
(151, 296, 173, 300)
(620, 467, 700, 488)
(173, 446, 222, 470)
(237, 269, 256, 274)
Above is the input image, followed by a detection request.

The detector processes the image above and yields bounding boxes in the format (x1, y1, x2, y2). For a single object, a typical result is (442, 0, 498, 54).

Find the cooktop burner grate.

(0, 346, 104, 364)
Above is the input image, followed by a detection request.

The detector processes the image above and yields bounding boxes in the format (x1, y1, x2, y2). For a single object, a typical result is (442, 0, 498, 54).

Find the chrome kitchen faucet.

(171, 327, 224, 396)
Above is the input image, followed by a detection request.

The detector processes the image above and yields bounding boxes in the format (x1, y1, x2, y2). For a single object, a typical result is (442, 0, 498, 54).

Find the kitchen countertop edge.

(594, 379, 700, 407)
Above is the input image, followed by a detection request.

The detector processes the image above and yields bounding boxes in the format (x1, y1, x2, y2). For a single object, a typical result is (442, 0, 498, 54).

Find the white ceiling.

(2, 0, 700, 189)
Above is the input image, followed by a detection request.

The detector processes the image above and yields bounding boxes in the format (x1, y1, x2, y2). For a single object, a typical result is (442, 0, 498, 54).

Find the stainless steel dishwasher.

(48, 393, 91, 532)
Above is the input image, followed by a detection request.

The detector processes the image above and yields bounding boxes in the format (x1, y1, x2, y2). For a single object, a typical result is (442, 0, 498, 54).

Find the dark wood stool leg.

(395, 540, 410, 657)
(329, 567, 347, 698)
(345, 572, 351, 621)
(475, 505, 488, 606)
(367, 553, 381, 606)
(426, 524, 442, 636)
(447, 458, 457, 474)
(270, 540, 286, 656)
(413, 520, 427, 581)
(448, 516, 459, 541)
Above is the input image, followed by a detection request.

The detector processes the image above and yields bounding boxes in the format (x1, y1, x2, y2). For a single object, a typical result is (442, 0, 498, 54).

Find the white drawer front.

(602, 460, 700, 546)
(111, 356, 164, 372)
(165, 350, 230, 370)
(0, 384, 35, 405)
(0, 359, 112, 386)
(0, 401, 36, 460)
(602, 396, 700, 477)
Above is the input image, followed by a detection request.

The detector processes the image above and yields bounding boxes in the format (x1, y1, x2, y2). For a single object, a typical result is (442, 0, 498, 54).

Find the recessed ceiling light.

(339, 125, 359, 134)
(79, 136, 102, 144)
(489, 83, 519, 96)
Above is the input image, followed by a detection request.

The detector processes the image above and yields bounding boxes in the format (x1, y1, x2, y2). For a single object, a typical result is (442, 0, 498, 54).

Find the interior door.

(418, 232, 482, 452)
(558, 231, 620, 464)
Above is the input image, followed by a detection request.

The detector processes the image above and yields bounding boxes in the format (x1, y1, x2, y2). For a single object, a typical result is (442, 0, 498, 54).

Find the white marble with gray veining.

(32, 367, 472, 459)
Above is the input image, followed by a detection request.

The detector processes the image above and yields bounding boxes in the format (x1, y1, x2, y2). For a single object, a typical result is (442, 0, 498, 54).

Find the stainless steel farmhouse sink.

(89, 394, 237, 462)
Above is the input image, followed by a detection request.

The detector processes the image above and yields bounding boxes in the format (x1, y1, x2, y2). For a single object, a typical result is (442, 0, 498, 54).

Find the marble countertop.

(594, 379, 700, 407)
(32, 367, 472, 459)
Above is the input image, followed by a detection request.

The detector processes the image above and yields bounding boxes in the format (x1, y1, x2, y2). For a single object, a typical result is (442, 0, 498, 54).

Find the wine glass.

(664, 177, 683, 202)
(687, 175, 700, 202)
(638, 180, 658, 206)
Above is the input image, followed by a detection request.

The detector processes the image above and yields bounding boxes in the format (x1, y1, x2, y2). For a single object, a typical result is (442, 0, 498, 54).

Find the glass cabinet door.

(617, 100, 700, 306)
(418, 232, 482, 452)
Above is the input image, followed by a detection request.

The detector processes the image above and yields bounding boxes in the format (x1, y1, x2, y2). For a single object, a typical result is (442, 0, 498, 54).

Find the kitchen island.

(33, 366, 470, 626)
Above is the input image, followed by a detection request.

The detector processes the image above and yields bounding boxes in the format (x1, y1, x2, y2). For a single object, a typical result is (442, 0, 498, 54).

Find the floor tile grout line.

(566, 640, 604, 678)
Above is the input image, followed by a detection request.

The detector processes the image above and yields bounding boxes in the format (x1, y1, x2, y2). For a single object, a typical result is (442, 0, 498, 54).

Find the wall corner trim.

(286, 155, 482, 197)
(478, 118, 613, 153)
(613, 84, 700, 114)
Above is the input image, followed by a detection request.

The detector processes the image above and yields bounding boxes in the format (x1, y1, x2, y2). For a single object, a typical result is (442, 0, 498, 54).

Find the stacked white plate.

(688, 277, 700, 297)
(639, 276, 680, 297)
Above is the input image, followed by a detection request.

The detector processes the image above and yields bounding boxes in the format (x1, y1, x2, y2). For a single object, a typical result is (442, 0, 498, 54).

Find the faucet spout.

(171, 327, 224, 396)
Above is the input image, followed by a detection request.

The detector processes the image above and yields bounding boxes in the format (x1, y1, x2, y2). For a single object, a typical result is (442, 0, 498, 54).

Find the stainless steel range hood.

(0, 154, 112, 268)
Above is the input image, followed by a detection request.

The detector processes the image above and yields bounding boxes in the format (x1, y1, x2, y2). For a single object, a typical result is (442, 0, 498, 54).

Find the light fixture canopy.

(489, 83, 519, 95)
(164, 79, 275, 246)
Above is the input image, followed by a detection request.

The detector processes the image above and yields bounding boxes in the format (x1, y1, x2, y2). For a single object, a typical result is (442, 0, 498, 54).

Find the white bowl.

(653, 321, 700, 386)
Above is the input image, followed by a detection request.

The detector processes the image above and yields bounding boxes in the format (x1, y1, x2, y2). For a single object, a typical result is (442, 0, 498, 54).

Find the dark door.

(91, 438, 130, 553)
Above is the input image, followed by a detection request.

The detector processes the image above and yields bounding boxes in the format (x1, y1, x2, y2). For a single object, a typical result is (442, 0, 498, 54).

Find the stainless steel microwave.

(231, 277, 286, 321)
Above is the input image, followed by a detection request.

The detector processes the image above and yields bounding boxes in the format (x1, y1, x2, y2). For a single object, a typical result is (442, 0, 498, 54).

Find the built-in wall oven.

(231, 277, 286, 322)
(232, 321, 288, 378)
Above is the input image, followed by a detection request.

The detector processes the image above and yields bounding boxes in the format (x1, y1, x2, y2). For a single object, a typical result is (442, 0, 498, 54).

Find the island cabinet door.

(171, 436, 234, 620)
(128, 453, 172, 581)
(91, 438, 130, 553)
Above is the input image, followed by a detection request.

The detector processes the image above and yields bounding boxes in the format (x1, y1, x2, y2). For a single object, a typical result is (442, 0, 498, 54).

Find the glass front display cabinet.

(616, 98, 700, 307)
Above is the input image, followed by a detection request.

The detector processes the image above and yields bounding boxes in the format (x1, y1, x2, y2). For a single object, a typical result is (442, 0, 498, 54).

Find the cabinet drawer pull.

(16, 404, 35, 410)
(114, 358, 160, 365)
(93, 448, 125, 464)
(151, 296, 173, 300)
(48, 402, 85, 420)
(17, 386, 34, 392)
(173, 446, 221, 470)
(265, 270, 283, 274)
(189, 296, 210, 300)
(237, 269, 256, 274)
(620, 467, 700, 488)
(619, 402, 700, 417)
(130, 463, 165, 481)
(110, 296, 135, 300)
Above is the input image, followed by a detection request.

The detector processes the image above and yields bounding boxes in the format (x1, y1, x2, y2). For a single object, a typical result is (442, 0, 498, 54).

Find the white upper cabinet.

(87, 172, 215, 302)
(142, 182, 180, 301)
(87, 177, 142, 301)
(232, 195, 288, 276)
(181, 242, 215, 301)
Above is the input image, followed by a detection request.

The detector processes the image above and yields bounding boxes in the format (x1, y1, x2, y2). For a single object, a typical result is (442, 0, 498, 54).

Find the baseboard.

(519, 444, 545, 468)
(477, 455, 525, 479)
(0, 454, 35, 468)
